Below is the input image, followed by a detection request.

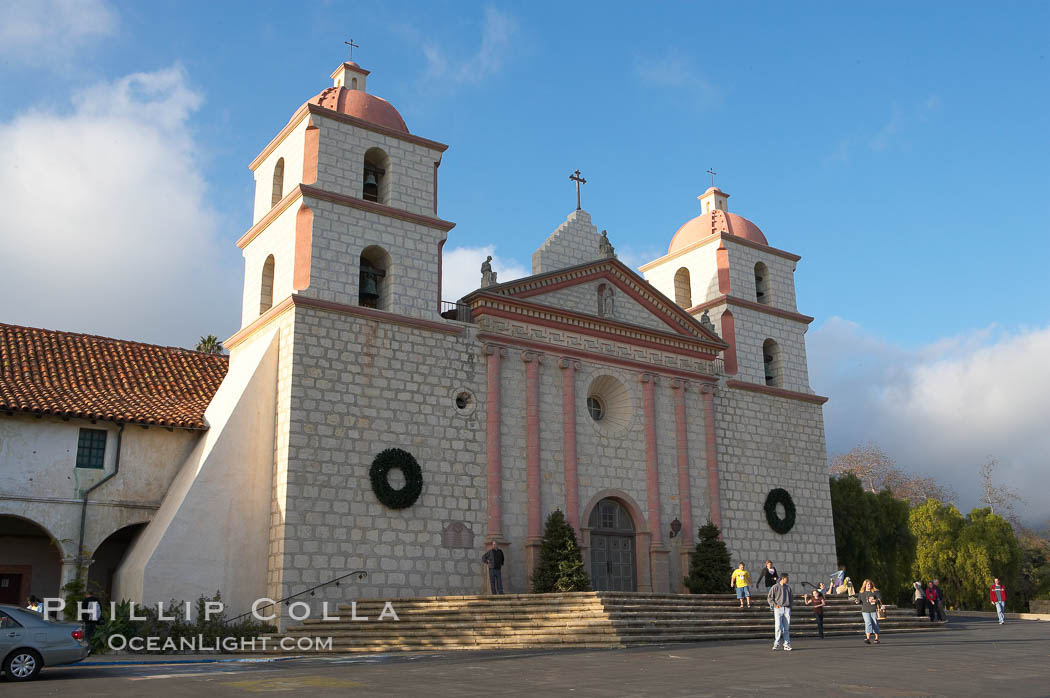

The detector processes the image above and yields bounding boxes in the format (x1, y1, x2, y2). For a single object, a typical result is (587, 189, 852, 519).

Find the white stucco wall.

(114, 330, 279, 617)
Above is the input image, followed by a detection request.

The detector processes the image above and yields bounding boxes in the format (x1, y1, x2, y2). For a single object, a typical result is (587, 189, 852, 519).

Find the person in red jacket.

(990, 578, 1007, 624)
(925, 582, 939, 622)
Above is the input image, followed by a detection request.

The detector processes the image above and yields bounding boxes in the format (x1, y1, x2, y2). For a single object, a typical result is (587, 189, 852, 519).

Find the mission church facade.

(1, 60, 836, 623)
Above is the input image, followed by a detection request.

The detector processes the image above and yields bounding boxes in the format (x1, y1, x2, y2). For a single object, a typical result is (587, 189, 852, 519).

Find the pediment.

(464, 258, 728, 351)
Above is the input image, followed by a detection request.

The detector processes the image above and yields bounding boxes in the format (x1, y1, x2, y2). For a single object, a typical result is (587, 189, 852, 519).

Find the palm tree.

(195, 334, 224, 354)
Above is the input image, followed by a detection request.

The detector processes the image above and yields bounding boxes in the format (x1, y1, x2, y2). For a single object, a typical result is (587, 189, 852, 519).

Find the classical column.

(523, 351, 544, 576)
(484, 345, 508, 544)
(672, 379, 694, 587)
(641, 373, 670, 591)
(559, 358, 581, 531)
(701, 383, 723, 531)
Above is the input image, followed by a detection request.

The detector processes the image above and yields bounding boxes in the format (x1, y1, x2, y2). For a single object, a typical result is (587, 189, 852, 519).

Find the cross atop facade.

(706, 168, 717, 187)
(569, 169, 587, 210)
(344, 38, 359, 61)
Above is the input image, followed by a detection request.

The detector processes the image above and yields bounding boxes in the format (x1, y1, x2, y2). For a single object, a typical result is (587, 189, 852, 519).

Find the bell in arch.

(359, 270, 380, 307)
(363, 170, 379, 202)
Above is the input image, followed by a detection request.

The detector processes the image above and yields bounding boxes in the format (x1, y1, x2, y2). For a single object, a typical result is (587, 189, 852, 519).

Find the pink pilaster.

(642, 373, 670, 591)
(559, 358, 581, 531)
(484, 345, 507, 542)
(701, 384, 723, 531)
(672, 380, 694, 542)
(523, 351, 543, 576)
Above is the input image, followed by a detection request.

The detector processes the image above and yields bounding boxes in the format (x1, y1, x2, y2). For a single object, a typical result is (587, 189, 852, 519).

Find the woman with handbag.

(857, 579, 883, 644)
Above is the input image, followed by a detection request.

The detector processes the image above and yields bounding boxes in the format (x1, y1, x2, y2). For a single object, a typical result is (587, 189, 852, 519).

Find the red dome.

(668, 209, 768, 253)
(302, 86, 409, 134)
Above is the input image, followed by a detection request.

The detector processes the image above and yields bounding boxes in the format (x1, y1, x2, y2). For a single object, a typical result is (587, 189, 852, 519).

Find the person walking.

(481, 541, 505, 594)
(989, 578, 1007, 624)
(912, 581, 926, 616)
(731, 562, 752, 609)
(755, 560, 779, 610)
(857, 579, 882, 644)
(925, 582, 939, 622)
(932, 579, 947, 621)
(804, 589, 825, 638)
(767, 573, 793, 651)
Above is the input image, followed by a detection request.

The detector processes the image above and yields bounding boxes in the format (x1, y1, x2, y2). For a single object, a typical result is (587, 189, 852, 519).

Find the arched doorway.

(588, 498, 636, 591)
(88, 523, 147, 602)
(0, 515, 63, 604)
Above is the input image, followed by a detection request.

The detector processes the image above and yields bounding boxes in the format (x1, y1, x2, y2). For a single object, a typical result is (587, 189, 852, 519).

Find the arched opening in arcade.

(587, 498, 637, 591)
(87, 523, 147, 602)
(0, 515, 63, 605)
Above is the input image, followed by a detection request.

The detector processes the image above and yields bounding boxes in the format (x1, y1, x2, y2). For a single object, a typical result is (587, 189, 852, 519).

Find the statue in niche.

(481, 255, 498, 288)
(598, 284, 615, 318)
(598, 230, 616, 259)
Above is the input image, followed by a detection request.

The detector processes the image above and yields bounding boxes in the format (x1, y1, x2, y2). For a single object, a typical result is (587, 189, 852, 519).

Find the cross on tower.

(706, 168, 717, 187)
(569, 169, 587, 210)
(344, 38, 359, 61)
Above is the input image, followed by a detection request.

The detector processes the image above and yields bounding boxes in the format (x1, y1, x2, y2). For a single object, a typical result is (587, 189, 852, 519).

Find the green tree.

(195, 334, 224, 354)
(955, 507, 1022, 611)
(830, 474, 916, 604)
(684, 521, 732, 593)
(532, 510, 590, 593)
(909, 499, 965, 605)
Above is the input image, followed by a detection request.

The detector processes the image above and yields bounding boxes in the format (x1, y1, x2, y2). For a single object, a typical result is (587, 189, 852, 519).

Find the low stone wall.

(1030, 600, 1049, 614)
(958, 611, 1050, 621)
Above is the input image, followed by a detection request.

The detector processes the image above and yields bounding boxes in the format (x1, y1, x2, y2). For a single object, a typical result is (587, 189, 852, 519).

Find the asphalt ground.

(5, 615, 1049, 697)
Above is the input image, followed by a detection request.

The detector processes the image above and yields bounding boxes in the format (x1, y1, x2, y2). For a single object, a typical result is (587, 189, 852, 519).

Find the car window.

(0, 611, 23, 629)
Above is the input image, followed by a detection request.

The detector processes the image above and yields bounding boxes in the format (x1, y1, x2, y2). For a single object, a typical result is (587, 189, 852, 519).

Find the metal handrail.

(224, 569, 368, 625)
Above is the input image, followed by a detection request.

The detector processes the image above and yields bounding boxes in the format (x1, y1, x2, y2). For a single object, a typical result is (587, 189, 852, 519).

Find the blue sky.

(0, 1, 1047, 522)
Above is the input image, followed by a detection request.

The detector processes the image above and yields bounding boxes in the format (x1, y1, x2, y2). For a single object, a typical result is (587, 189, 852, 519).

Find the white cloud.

(633, 52, 720, 110)
(0, 66, 239, 348)
(0, 0, 116, 63)
(809, 318, 1050, 525)
(441, 245, 528, 302)
(420, 7, 517, 88)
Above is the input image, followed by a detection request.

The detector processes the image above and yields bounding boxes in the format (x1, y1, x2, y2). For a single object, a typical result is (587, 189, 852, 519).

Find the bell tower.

(234, 59, 456, 330)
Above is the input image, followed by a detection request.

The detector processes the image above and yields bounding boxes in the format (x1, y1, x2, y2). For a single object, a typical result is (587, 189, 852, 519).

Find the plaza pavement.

(6, 615, 1048, 697)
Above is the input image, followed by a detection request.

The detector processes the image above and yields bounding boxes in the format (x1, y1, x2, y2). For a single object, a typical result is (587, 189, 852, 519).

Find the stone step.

(271, 593, 946, 653)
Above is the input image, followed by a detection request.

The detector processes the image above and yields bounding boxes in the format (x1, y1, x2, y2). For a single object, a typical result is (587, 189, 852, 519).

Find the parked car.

(0, 605, 90, 681)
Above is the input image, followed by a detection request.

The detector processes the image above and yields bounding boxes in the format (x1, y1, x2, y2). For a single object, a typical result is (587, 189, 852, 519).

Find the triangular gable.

(469, 258, 727, 349)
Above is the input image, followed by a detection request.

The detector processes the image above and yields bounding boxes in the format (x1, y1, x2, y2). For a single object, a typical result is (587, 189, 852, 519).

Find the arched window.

(359, 245, 391, 310)
(351, 77, 358, 90)
(259, 255, 275, 314)
(363, 147, 391, 204)
(754, 262, 770, 305)
(271, 158, 285, 208)
(674, 267, 692, 308)
(763, 338, 781, 387)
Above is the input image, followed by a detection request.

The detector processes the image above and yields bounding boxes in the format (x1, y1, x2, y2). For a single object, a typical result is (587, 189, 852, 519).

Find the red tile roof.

(0, 323, 228, 430)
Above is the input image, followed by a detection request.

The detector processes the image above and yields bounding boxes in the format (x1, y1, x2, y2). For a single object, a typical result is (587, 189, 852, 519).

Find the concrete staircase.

(276, 592, 945, 652)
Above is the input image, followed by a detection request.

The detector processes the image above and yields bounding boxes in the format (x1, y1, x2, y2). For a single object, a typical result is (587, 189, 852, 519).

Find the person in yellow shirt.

(730, 562, 752, 608)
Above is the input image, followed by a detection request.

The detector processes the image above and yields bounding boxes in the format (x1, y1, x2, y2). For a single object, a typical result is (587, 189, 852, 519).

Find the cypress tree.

(532, 509, 591, 593)
(684, 520, 732, 594)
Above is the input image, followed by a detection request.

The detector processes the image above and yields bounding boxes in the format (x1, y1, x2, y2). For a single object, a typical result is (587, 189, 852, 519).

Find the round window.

(455, 393, 471, 410)
(452, 389, 476, 416)
(586, 396, 605, 421)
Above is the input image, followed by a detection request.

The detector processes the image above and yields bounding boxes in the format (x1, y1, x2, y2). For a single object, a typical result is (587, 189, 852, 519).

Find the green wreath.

(763, 488, 796, 535)
(369, 448, 423, 509)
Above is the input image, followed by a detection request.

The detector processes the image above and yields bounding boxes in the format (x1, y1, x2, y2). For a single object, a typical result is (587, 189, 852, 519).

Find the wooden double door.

(588, 498, 637, 591)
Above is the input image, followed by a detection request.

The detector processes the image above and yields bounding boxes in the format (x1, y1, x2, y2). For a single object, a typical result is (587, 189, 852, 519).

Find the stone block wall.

(527, 279, 675, 334)
(276, 305, 485, 621)
(728, 305, 813, 394)
(313, 116, 441, 218)
(240, 202, 300, 328)
(723, 240, 799, 313)
(532, 210, 603, 274)
(643, 244, 722, 308)
(713, 386, 837, 586)
(251, 117, 310, 223)
(301, 196, 444, 319)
